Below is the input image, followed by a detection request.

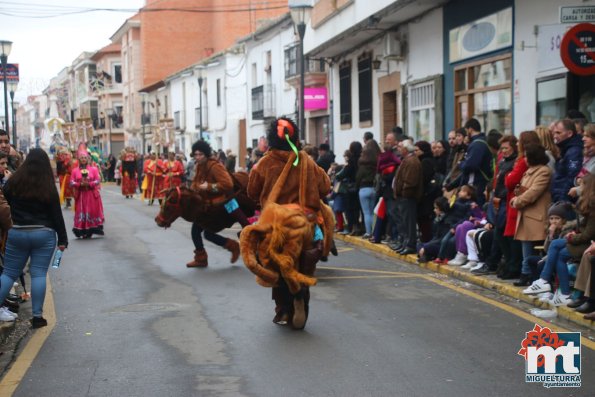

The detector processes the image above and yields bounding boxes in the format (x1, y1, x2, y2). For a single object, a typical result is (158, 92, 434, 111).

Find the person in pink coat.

(70, 146, 105, 238)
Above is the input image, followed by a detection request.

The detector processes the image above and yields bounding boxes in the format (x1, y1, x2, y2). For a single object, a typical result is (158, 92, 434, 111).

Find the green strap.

(285, 135, 299, 166)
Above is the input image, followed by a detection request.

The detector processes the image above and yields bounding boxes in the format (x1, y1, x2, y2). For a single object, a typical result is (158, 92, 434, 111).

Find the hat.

(548, 202, 572, 219)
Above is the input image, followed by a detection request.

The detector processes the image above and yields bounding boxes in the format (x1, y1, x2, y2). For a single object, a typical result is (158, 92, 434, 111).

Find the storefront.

(443, 0, 514, 135)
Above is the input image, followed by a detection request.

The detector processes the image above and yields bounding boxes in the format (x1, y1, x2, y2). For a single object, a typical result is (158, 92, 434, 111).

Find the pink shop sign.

(304, 87, 328, 110)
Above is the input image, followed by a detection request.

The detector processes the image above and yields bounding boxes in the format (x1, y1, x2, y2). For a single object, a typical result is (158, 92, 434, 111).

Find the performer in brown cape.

(242, 117, 335, 329)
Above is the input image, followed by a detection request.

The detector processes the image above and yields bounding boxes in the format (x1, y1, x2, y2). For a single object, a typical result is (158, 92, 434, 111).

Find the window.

(409, 82, 435, 142)
(195, 107, 201, 129)
(216, 79, 221, 107)
(113, 64, 122, 83)
(358, 53, 372, 123)
(339, 62, 352, 125)
(454, 54, 512, 134)
(284, 45, 298, 78)
(174, 111, 181, 129)
(536, 75, 566, 126)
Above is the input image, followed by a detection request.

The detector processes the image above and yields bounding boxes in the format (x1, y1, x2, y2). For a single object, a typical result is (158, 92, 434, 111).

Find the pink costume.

(71, 165, 105, 238)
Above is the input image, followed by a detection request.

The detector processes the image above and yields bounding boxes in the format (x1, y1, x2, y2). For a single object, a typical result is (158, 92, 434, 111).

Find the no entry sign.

(560, 23, 595, 75)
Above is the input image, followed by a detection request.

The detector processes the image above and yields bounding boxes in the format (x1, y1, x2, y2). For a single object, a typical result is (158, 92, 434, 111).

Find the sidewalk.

(335, 233, 595, 331)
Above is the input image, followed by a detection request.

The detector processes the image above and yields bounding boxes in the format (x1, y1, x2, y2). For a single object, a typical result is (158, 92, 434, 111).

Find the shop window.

(339, 61, 352, 125)
(454, 54, 512, 134)
(537, 75, 566, 127)
(409, 82, 435, 142)
(358, 53, 372, 123)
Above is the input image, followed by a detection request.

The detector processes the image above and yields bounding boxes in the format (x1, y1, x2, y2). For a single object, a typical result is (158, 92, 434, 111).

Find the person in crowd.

(317, 143, 335, 172)
(0, 153, 10, 188)
(372, 132, 400, 244)
(136, 153, 145, 192)
(414, 140, 439, 243)
(443, 128, 467, 195)
(185, 153, 195, 186)
(246, 117, 331, 327)
(417, 196, 456, 263)
(216, 149, 227, 165)
(114, 156, 122, 186)
(523, 173, 595, 306)
(336, 142, 362, 235)
(70, 145, 105, 239)
(392, 139, 423, 255)
(0, 129, 22, 172)
(571, 241, 595, 319)
(432, 139, 449, 175)
(435, 185, 476, 264)
(143, 152, 165, 205)
(535, 125, 560, 170)
(55, 149, 74, 208)
(510, 144, 552, 286)
(163, 151, 185, 189)
(328, 163, 345, 232)
(303, 144, 319, 162)
(120, 148, 138, 198)
(391, 126, 407, 142)
(551, 119, 584, 203)
(224, 149, 237, 173)
(455, 118, 494, 206)
(357, 132, 381, 239)
(500, 131, 541, 279)
(107, 154, 116, 182)
(0, 172, 12, 322)
(569, 124, 595, 200)
(186, 140, 249, 268)
(245, 147, 253, 171)
(1, 148, 67, 328)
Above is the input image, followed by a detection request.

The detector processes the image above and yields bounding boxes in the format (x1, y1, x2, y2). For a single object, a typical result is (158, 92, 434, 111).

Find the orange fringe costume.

(240, 150, 335, 329)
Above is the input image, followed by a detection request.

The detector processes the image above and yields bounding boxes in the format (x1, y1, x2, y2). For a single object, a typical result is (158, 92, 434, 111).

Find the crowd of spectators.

(321, 113, 595, 320)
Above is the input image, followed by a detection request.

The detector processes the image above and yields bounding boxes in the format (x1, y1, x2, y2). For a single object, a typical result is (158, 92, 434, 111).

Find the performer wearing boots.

(245, 117, 332, 329)
(121, 148, 138, 198)
(163, 151, 184, 189)
(186, 140, 250, 268)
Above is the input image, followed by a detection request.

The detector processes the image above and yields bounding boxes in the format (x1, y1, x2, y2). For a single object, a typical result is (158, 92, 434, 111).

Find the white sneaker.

(461, 260, 477, 269)
(523, 279, 552, 295)
(0, 307, 16, 322)
(447, 252, 467, 266)
(470, 262, 484, 271)
(549, 293, 572, 307)
(537, 292, 554, 302)
(1, 306, 17, 319)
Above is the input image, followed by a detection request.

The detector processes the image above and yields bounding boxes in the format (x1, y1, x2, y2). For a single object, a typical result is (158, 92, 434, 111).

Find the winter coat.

(192, 158, 235, 205)
(504, 157, 528, 237)
(459, 133, 493, 186)
(393, 153, 423, 200)
(552, 134, 583, 203)
(567, 211, 595, 259)
(316, 151, 335, 172)
(513, 165, 552, 241)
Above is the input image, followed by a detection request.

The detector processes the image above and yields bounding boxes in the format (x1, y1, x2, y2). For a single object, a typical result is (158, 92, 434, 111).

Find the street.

(4, 184, 594, 397)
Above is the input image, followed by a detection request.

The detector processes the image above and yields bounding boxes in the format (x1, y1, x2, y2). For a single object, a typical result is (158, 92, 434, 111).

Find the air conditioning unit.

(383, 33, 404, 61)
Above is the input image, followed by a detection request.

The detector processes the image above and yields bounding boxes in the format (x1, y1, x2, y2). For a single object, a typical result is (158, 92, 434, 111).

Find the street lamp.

(196, 65, 205, 140)
(141, 93, 148, 155)
(8, 80, 17, 147)
(289, 0, 312, 142)
(106, 108, 114, 155)
(0, 40, 12, 139)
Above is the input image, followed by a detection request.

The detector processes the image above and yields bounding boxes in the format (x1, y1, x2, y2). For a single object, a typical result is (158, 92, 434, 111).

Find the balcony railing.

(285, 43, 328, 79)
(251, 84, 275, 120)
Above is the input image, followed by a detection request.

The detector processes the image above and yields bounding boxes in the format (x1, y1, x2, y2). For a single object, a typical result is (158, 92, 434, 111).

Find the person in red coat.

(143, 152, 165, 205)
(500, 130, 540, 279)
(163, 151, 184, 189)
(120, 148, 138, 198)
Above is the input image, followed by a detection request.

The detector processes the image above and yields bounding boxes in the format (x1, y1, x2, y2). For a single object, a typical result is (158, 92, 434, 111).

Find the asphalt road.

(9, 185, 595, 396)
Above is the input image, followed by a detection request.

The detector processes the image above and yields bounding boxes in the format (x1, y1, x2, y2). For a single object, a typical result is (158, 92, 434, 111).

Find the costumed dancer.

(163, 151, 184, 189)
(186, 140, 251, 268)
(56, 149, 75, 208)
(121, 148, 138, 198)
(70, 144, 105, 238)
(241, 117, 335, 330)
(143, 152, 165, 205)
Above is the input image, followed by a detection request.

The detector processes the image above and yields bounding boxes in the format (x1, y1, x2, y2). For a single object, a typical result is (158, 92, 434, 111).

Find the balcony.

(251, 84, 275, 120)
(284, 43, 329, 88)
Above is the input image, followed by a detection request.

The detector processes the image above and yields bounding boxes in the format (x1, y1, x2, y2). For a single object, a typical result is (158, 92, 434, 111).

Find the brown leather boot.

(224, 239, 240, 263)
(299, 242, 323, 276)
(186, 249, 208, 268)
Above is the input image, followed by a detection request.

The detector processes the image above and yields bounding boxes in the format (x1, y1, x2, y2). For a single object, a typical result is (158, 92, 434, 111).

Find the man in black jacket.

(316, 143, 335, 172)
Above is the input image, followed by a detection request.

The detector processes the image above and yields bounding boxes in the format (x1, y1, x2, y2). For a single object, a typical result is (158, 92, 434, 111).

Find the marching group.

(320, 114, 595, 320)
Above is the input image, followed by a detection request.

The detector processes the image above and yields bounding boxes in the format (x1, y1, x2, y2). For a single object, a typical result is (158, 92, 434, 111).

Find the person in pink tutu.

(70, 145, 105, 238)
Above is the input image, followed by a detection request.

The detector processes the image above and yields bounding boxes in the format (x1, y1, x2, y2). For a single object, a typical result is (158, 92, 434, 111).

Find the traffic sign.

(0, 63, 19, 82)
(560, 23, 595, 76)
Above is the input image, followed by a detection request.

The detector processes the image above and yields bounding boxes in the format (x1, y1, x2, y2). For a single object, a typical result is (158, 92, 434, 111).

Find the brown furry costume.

(241, 150, 334, 328)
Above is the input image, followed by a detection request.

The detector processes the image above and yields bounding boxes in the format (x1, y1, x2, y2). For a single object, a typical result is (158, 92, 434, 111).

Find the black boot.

(513, 273, 532, 287)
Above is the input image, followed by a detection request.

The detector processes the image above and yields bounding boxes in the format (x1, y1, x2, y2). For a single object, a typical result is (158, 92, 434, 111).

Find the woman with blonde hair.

(535, 125, 560, 170)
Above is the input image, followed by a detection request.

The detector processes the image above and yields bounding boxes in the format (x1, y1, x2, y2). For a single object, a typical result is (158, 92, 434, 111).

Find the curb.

(335, 233, 594, 330)
(0, 322, 15, 345)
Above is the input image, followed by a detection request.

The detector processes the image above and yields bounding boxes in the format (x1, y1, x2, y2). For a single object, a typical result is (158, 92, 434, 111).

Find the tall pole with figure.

(0, 40, 12, 139)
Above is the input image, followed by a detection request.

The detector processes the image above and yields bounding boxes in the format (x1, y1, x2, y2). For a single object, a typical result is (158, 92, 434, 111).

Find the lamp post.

(141, 93, 148, 155)
(106, 108, 114, 155)
(0, 40, 12, 139)
(196, 66, 205, 141)
(289, 1, 312, 142)
(8, 80, 17, 148)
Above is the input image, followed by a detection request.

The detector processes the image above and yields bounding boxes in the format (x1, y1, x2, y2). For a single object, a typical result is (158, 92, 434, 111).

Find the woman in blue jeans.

(2, 149, 68, 328)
